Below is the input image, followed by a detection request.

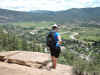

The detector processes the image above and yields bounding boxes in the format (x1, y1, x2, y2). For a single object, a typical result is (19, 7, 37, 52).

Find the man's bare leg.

(51, 56, 57, 69)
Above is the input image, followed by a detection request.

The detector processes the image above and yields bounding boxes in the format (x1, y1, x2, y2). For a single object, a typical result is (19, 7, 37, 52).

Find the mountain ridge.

(0, 7, 100, 24)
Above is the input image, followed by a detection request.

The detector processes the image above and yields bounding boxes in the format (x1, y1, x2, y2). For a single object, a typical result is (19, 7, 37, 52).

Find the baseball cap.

(52, 24, 58, 28)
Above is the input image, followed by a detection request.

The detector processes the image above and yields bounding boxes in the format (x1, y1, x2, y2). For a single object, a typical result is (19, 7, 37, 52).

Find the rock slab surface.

(0, 51, 73, 75)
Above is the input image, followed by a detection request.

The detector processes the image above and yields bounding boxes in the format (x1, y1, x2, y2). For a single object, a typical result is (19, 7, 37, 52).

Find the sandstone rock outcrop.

(0, 51, 73, 75)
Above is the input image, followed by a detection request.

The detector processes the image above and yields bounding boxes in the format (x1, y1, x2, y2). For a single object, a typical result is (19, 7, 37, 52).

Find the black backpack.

(46, 31, 56, 47)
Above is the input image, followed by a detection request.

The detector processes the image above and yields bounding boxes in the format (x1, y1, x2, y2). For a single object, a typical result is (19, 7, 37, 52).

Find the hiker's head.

(52, 24, 59, 31)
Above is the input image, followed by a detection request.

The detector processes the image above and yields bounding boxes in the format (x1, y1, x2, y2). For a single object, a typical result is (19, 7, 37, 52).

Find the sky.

(0, 0, 100, 11)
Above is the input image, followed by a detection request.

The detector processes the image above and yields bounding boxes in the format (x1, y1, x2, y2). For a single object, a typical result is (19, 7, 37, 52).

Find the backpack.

(46, 31, 56, 47)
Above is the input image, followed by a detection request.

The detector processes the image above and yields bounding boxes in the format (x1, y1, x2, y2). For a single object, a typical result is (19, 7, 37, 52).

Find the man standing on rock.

(47, 24, 62, 69)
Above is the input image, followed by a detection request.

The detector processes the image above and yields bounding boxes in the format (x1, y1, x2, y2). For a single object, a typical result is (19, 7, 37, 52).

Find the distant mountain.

(0, 7, 100, 24)
(30, 10, 55, 14)
(56, 7, 100, 24)
(0, 9, 55, 23)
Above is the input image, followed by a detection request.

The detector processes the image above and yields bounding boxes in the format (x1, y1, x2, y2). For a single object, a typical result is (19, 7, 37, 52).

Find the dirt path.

(70, 32, 79, 40)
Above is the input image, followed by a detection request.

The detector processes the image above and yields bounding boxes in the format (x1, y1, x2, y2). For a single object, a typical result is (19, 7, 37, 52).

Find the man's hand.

(58, 41, 62, 45)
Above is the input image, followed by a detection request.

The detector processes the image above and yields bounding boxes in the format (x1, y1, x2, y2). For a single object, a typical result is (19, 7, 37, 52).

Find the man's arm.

(58, 35, 62, 45)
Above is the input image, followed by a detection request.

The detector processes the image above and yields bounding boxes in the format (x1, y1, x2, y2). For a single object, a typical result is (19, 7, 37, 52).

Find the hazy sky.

(0, 0, 100, 11)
